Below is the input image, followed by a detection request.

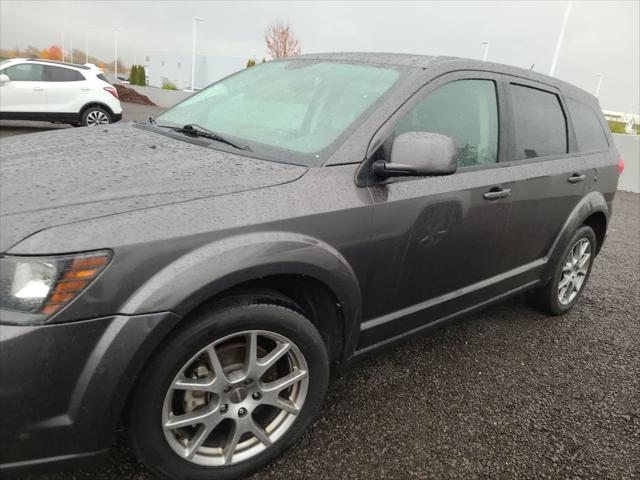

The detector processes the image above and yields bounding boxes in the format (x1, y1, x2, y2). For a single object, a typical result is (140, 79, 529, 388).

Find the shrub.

(162, 79, 177, 90)
(246, 58, 256, 68)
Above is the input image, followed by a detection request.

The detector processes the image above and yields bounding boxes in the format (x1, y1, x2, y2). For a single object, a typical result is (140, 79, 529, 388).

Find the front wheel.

(528, 225, 596, 315)
(128, 298, 329, 480)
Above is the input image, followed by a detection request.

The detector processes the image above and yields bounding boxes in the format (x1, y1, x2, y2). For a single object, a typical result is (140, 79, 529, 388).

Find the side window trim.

(365, 70, 507, 170)
(501, 75, 577, 163)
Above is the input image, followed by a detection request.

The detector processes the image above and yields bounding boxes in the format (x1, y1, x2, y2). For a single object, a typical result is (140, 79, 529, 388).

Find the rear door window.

(47, 66, 84, 82)
(4, 63, 45, 81)
(565, 98, 609, 152)
(394, 79, 499, 167)
(510, 84, 567, 160)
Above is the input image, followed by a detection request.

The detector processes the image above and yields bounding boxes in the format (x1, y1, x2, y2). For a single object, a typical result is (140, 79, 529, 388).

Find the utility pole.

(549, 0, 572, 76)
(114, 28, 122, 82)
(481, 41, 490, 61)
(191, 17, 204, 92)
(593, 74, 603, 98)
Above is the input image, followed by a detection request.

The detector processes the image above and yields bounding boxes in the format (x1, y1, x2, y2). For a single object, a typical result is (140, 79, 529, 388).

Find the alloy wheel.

(162, 330, 309, 466)
(558, 237, 591, 305)
(86, 110, 110, 126)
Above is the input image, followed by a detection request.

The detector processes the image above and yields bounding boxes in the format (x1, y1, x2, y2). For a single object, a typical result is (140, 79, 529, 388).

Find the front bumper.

(111, 112, 123, 123)
(0, 311, 180, 474)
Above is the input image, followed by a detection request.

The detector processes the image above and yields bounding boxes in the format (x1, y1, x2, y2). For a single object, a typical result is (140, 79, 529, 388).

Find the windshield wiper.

(154, 123, 251, 151)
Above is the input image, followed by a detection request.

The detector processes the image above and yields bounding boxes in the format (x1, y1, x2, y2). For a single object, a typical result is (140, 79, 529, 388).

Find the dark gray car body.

(0, 53, 619, 473)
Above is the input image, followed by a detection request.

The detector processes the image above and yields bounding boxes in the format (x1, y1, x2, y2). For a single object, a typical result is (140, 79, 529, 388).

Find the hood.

(0, 124, 307, 252)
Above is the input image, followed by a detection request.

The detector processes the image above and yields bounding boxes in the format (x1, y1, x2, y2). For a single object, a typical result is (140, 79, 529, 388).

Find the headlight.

(0, 251, 111, 324)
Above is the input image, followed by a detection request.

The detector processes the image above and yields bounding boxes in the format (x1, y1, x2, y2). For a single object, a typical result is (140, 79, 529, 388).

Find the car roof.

(293, 52, 596, 105)
(24, 58, 91, 70)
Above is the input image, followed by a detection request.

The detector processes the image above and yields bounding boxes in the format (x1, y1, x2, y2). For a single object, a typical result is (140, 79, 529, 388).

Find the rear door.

(360, 72, 517, 347)
(0, 63, 46, 112)
(501, 78, 587, 276)
(44, 66, 87, 113)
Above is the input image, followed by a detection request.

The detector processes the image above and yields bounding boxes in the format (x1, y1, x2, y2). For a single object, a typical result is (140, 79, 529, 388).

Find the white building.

(145, 51, 247, 90)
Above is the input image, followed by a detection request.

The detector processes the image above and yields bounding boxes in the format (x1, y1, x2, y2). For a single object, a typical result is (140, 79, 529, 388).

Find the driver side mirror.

(373, 132, 457, 179)
(0, 74, 9, 84)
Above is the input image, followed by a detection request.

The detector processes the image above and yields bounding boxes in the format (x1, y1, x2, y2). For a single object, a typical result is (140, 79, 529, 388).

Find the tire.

(80, 106, 111, 126)
(528, 225, 597, 315)
(128, 297, 330, 480)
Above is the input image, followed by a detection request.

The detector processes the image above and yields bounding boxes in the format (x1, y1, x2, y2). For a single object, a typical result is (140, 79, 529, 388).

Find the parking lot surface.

(14, 191, 639, 478)
(0, 103, 166, 138)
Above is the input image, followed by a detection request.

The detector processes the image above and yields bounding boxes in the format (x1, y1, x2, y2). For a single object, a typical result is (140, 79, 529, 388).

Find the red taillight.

(104, 86, 118, 99)
(618, 158, 625, 175)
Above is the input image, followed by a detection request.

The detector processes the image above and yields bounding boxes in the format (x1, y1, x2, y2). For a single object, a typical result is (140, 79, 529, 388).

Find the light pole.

(69, 37, 73, 64)
(481, 41, 490, 61)
(85, 33, 89, 64)
(114, 28, 122, 82)
(191, 17, 204, 92)
(593, 73, 603, 98)
(61, 34, 65, 61)
(549, 0, 572, 76)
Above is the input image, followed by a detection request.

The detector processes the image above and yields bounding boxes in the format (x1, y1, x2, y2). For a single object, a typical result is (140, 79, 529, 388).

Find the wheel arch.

(120, 231, 363, 364)
(79, 101, 115, 119)
(542, 190, 610, 281)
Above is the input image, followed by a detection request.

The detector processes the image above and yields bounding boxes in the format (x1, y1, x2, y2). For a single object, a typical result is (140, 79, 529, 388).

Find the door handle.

(32, 87, 44, 91)
(483, 187, 511, 201)
(81, 87, 91, 91)
(567, 173, 586, 184)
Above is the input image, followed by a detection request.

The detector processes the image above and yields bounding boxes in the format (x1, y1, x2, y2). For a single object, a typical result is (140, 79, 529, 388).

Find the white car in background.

(0, 58, 122, 126)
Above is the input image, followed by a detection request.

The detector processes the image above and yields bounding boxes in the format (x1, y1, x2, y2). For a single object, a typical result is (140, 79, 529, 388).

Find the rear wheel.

(80, 106, 111, 126)
(128, 298, 329, 480)
(528, 225, 596, 315)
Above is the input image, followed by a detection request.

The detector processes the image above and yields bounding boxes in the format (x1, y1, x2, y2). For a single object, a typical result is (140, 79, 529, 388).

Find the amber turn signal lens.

(71, 256, 108, 269)
(49, 292, 75, 303)
(63, 269, 99, 280)
(41, 304, 62, 315)
(54, 280, 88, 292)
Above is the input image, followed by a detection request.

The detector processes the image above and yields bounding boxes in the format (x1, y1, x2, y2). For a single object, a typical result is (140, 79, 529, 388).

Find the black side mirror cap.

(373, 132, 457, 179)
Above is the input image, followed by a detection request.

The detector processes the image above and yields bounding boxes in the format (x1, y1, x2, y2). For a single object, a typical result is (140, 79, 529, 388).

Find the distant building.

(145, 51, 246, 90)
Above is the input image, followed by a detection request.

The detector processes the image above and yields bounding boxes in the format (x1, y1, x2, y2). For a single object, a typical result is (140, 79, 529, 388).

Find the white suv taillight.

(104, 86, 119, 99)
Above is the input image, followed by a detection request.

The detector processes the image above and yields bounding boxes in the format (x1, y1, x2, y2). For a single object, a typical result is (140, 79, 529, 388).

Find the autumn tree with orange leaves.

(38, 45, 62, 60)
(264, 22, 301, 59)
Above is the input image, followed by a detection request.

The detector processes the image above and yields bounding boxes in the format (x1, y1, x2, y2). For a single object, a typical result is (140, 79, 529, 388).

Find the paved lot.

(0, 103, 166, 138)
(21, 191, 638, 479)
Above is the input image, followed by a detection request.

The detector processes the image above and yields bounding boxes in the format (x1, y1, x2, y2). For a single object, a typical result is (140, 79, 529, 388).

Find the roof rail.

(25, 58, 91, 70)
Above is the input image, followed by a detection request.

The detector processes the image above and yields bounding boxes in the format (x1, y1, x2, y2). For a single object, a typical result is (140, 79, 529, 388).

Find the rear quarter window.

(510, 84, 567, 160)
(47, 66, 84, 82)
(566, 98, 609, 152)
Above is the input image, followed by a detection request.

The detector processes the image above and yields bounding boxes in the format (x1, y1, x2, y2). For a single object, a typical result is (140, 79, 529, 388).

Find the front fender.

(120, 231, 362, 351)
(542, 190, 610, 281)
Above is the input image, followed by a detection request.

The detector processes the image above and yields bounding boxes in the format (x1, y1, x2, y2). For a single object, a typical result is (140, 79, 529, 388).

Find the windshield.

(156, 60, 400, 166)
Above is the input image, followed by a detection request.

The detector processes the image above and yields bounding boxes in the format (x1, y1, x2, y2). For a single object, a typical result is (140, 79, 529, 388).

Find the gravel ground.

(17, 192, 640, 480)
(0, 103, 166, 138)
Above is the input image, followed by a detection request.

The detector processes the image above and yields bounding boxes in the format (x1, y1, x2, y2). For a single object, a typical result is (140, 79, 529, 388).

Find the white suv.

(0, 58, 123, 126)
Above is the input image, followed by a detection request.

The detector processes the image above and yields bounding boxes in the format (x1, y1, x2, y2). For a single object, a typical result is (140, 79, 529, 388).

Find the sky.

(1, 0, 638, 113)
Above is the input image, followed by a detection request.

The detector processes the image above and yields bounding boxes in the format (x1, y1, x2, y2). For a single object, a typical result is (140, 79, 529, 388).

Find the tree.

(246, 58, 256, 68)
(38, 45, 62, 60)
(264, 22, 301, 59)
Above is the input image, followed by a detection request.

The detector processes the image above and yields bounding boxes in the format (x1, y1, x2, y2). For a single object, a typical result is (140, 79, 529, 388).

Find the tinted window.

(566, 98, 609, 152)
(4, 63, 45, 81)
(394, 79, 499, 167)
(47, 66, 84, 82)
(96, 73, 109, 83)
(510, 84, 567, 160)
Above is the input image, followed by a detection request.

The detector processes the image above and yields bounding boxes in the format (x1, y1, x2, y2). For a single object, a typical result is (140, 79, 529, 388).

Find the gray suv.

(0, 53, 622, 479)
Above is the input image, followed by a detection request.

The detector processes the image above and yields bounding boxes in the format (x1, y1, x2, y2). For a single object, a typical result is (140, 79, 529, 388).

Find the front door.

(0, 63, 46, 113)
(360, 73, 516, 348)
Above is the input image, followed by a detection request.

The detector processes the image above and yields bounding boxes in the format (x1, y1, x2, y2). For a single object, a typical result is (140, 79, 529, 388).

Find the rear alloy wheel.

(527, 225, 596, 315)
(81, 107, 111, 126)
(129, 299, 329, 480)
